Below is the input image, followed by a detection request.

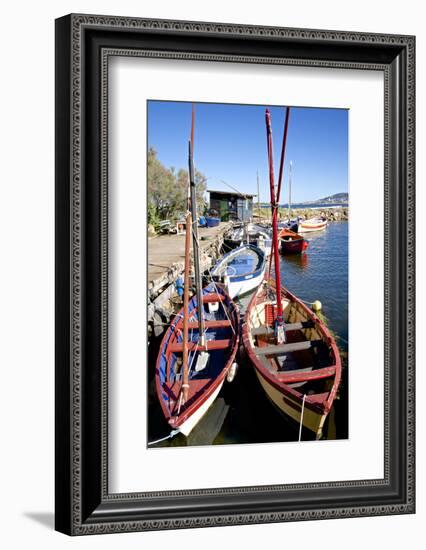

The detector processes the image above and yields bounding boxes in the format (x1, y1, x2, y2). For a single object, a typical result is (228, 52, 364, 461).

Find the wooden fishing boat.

(211, 243, 266, 298)
(155, 104, 240, 437)
(278, 227, 309, 254)
(242, 107, 341, 439)
(296, 217, 328, 233)
(242, 282, 341, 438)
(156, 283, 239, 436)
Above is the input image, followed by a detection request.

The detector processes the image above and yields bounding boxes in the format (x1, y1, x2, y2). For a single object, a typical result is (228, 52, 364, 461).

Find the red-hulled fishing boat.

(242, 107, 341, 439)
(155, 106, 240, 437)
(278, 227, 309, 254)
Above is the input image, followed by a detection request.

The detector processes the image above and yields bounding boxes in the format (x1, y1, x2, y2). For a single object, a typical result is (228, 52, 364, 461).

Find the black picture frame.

(55, 13, 415, 535)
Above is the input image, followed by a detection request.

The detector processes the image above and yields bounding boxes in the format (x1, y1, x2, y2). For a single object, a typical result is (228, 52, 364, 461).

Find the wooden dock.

(148, 222, 231, 331)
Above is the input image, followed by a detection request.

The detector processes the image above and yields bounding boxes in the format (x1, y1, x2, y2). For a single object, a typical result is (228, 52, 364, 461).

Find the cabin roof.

(207, 189, 256, 198)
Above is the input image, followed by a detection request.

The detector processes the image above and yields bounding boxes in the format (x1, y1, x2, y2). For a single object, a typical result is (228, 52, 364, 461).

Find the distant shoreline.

(254, 205, 349, 222)
(258, 202, 348, 210)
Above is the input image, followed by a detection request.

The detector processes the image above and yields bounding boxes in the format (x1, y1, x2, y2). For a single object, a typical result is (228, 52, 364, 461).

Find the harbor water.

(147, 221, 348, 447)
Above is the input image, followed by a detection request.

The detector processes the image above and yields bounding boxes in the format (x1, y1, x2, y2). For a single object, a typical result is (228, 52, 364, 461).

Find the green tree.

(176, 168, 207, 216)
(147, 148, 207, 225)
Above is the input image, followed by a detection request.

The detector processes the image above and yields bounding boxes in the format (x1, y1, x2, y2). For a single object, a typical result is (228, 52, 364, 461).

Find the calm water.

(147, 222, 348, 447)
(280, 222, 348, 349)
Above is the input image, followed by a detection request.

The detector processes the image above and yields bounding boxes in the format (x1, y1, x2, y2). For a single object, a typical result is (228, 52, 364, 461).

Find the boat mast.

(265, 107, 290, 344)
(188, 105, 206, 343)
(181, 189, 192, 402)
(257, 170, 260, 219)
(288, 161, 292, 220)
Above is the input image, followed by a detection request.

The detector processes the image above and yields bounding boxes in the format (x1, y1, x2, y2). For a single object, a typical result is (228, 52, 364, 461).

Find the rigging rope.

(191, 226, 236, 336)
(298, 393, 306, 442)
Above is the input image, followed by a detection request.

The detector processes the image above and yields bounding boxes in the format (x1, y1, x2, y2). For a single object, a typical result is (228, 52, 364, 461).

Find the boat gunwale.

(211, 243, 266, 282)
(154, 285, 240, 431)
(242, 281, 342, 415)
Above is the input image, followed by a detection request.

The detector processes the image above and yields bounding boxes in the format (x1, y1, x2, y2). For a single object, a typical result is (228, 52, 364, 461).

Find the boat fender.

(175, 277, 184, 297)
(226, 362, 238, 383)
(312, 300, 322, 312)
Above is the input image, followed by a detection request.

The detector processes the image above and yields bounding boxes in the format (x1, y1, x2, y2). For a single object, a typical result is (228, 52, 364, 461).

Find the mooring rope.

(298, 393, 306, 442)
(147, 429, 180, 446)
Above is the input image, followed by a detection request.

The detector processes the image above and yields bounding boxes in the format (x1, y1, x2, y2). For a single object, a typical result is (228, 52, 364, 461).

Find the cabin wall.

(209, 193, 254, 221)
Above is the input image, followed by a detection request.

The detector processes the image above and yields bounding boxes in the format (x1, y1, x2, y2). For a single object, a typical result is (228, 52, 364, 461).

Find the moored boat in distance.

(224, 223, 272, 256)
(295, 217, 328, 233)
(211, 243, 266, 298)
(156, 283, 239, 436)
(278, 227, 309, 254)
(242, 281, 341, 438)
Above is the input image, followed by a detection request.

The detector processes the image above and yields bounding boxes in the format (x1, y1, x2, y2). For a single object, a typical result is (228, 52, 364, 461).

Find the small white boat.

(211, 244, 266, 298)
(224, 224, 272, 256)
(296, 217, 328, 233)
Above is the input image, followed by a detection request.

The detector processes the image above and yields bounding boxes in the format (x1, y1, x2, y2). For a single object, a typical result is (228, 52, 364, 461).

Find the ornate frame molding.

(55, 14, 415, 535)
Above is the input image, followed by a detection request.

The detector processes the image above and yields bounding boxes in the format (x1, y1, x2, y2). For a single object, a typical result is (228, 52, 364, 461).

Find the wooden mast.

(189, 105, 206, 344)
(265, 107, 291, 344)
(181, 193, 192, 402)
(288, 160, 292, 221)
(257, 170, 260, 219)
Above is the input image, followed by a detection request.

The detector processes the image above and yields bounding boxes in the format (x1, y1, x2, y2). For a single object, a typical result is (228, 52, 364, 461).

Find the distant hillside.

(259, 192, 348, 208)
(315, 192, 349, 204)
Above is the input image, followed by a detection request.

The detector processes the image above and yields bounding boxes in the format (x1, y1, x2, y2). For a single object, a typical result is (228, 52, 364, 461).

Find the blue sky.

(147, 101, 348, 203)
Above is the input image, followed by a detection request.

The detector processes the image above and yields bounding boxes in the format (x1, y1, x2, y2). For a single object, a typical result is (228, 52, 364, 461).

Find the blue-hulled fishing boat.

(155, 104, 240, 437)
(211, 243, 266, 298)
(156, 283, 239, 436)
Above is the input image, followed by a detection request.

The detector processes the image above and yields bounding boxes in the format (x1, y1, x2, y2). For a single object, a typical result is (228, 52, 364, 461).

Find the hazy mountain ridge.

(258, 192, 349, 208)
(303, 192, 349, 205)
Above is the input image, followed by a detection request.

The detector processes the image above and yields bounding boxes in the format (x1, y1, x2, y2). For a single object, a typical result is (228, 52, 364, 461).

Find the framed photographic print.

(55, 14, 415, 535)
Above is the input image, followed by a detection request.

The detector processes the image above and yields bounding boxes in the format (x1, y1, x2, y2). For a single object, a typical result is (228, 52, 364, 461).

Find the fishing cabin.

(208, 189, 255, 222)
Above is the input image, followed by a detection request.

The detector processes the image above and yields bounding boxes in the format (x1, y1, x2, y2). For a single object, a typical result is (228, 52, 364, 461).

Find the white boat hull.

(297, 219, 328, 233)
(177, 383, 223, 436)
(226, 268, 266, 299)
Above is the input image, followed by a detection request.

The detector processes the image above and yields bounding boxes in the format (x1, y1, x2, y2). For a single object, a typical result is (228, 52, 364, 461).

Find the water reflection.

(147, 222, 348, 447)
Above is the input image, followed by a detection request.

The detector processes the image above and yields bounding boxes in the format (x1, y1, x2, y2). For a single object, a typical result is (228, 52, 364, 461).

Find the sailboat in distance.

(155, 106, 240, 437)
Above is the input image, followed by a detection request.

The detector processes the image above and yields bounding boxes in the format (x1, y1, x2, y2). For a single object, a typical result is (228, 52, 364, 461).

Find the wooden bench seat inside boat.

(255, 339, 323, 356)
(169, 339, 231, 353)
(186, 319, 231, 330)
(255, 353, 335, 382)
(251, 321, 314, 336)
(202, 294, 226, 303)
(275, 365, 336, 383)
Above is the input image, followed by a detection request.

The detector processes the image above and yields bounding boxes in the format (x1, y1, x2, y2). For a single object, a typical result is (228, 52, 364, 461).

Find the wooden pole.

(257, 170, 260, 218)
(276, 107, 291, 206)
(181, 210, 191, 402)
(288, 161, 293, 221)
(265, 108, 290, 344)
(189, 107, 205, 343)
